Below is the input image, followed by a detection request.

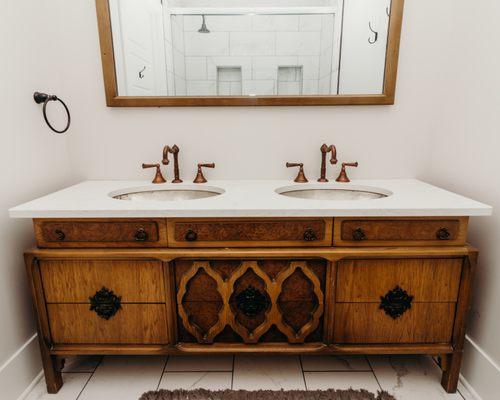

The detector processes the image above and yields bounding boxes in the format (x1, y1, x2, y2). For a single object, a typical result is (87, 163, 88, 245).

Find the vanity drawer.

(333, 303, 456, 344)
(167, 218, 333, 247)
(47, 304, 168, 344)
(336, 258, 463, 303)
(40, 260, 165, 303)
(334, 217, 468, 246)
(34, 218, 168, 248)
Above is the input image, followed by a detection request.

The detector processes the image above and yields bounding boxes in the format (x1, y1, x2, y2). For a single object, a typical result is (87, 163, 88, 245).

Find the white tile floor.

(25, 355, 473, 400)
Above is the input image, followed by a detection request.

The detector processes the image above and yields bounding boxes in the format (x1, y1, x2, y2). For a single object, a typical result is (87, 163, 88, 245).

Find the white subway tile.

(299, 15, 323, 31)
(276, 32, 321, 56)
(297, 56, 320, 79)
(319, 46, 334, 78)
(174, 75, 186, 95)
(277, 81, 302, 95)
(171, 17, 185, 51)
(172, 48, 186, 78)
(184, 32, 229, 56)
(185, 57, 207, 80)
(207, 57, 252, 80)
(319, 75, 332, 94)
(252, 15, 299, 32)
(252, 56, 297, 80)
(242, 80, 276, 95)
(302, 79, 320, 95)
(183, 15, 252, 32)
(230, 32, 275, 56)
(186, 80, 217, 96)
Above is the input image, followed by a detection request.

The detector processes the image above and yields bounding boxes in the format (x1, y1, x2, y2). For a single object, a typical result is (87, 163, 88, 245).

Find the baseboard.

(0, 334, 42, 400)
(16, 370, 43, 400)
(459, 335, 500, 400)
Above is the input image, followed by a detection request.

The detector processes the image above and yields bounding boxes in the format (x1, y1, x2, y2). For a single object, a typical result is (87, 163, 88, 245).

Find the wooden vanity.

(26, 215, 475, 394)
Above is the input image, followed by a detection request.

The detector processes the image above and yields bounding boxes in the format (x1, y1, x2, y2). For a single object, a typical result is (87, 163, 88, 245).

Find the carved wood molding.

(177, 260, 324, 344)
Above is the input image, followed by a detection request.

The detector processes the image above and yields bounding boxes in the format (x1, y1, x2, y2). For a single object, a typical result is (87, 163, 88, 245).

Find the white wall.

(0, 1, 75, 399)
(421, 0, 500, 398)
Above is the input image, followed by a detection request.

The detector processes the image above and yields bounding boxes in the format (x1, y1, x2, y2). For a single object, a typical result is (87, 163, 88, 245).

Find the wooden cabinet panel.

(168, 218, 333, 247)
(334, 303, 456, 344)
(48, 304, 168, 344)
(40, 260, 165, 303)
(335, 217, 468, 246)
(34, 218, 168, 248)
(336, 259, 462, 303)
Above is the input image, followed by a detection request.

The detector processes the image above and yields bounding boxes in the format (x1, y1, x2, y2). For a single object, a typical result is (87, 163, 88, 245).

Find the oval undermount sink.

(276, 184, 392, 201)
(110, 185, 224, 202)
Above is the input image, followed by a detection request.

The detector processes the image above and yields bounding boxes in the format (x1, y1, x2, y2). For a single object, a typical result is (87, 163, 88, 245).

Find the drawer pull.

(134, 228, 148, 242)
(235, 286, 269, 318)
(89, 287, 122, 320)
(352, 228, 366, 241)
(380, 286, 414, 319)
(185, 229, 198, 242)
(303, 228, 318, 241)
(54, 229, 65, 241)
(436, 227, 451, 240)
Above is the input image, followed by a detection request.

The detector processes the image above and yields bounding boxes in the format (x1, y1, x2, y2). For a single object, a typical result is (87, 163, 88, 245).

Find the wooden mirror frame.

(96, 0, 404, 107)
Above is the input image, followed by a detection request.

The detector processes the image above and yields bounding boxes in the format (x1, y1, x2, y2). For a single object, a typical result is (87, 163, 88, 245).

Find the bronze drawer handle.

(436, 227, 451, 240)
(89, 287, 122, 320)
(54, 229, 65, 241)
(380, 286, 414, 319)
(303, 228, 318, 241)
(134, 228, 148, 242)
(185, 229, 198, 242)
(352, 228, 366, 241)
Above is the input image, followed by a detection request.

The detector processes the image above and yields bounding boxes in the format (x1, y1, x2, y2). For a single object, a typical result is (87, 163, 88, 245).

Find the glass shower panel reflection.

(168, 13, 339, 96)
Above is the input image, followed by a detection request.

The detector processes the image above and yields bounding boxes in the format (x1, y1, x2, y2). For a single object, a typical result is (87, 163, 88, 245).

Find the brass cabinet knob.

(54, 229, 65, 241)
(352, 228, 366, 241)
(436, 227, 451, 240)
(303, 228, 318, 241)
(185, 229, 198, 242)
(134, 228, 148, 242)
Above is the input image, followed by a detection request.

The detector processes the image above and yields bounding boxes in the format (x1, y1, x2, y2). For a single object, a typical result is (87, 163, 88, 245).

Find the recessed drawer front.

(334, 303, 456, 344)
(336, 258, 463, 303)
(34, 219, 168, 248)
(168, 218, 333, 247)
(40, 260, 165, 303)
(47, 304, 168, 344)
(335, 217, 468, 246)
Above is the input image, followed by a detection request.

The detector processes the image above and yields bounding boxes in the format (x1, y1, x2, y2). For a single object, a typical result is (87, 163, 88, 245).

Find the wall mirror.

(96, 0, 404, 106)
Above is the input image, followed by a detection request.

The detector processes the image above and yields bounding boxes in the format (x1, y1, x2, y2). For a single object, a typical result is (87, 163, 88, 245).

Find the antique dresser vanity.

(10, 179, 491, 394)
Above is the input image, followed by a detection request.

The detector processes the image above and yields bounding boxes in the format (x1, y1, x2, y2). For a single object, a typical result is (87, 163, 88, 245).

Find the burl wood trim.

(177, 260, 324, 344)
(334, 217, 468, 247)
(167, 218, 333, 248)
(95, 0, 404, 107)
(34, 218, 168, 248)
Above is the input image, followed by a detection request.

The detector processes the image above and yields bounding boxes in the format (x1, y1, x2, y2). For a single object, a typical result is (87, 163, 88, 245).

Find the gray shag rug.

(139, 389, 396, 400)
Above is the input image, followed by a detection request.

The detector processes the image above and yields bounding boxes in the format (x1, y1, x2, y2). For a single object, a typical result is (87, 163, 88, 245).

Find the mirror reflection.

(109, 0, 391, 97)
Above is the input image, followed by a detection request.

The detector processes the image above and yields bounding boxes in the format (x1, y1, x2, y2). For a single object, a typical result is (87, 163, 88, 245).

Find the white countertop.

(8, 179, 492, 219)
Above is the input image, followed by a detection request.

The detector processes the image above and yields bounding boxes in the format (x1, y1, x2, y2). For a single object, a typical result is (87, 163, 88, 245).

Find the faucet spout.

(318, 144, 338, 182)
(162, 145, 182, 183)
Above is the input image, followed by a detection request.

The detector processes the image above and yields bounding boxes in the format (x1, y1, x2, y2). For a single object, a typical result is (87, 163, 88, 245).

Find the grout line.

(298, 356, 308, 391)
(366, 356, 383, 392)
(156, 356, 169, 391)
(75, 371, 95, 400)
(302, 369, 373, 373)
(163, 370, 233, 373)
(230, 355, 235, 390)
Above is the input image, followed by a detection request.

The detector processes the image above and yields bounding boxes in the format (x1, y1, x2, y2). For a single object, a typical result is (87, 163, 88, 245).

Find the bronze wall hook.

(286, 162, 308, 183)
(318, 144, 338, 182)
(336, 162, 358, 183)
(194, 163, 215, 184)
(162, 145, 182, 183)
(142, 163, 166, 184)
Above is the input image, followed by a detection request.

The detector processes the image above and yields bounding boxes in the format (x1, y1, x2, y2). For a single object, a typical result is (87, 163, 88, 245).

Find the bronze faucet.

(142, 163, 166, 184)
(194, 163, 215, 183)
(286, 162, 308, 183)
(162, 145, 182, 183)
(336, 162, 358, 183)
(318, 144, 338, 182)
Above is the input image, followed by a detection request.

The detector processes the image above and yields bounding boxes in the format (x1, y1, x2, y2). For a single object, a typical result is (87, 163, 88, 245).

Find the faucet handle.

(336, 162, 358, 183)
(286, 162, 308, 183)
(142, 163, 166, 184)
(194, 163, 215, 184)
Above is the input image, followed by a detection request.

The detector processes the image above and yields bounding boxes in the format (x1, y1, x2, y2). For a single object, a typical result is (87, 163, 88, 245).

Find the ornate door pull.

(303, 228, 318, 241)
(54, 229, 66, 241)
(185, 229, 198, 242)
(352, 228, 367, 241)
(89, 287, 122, 320)
(134, 228, 148, 242)
(235, 286, 269, 317)
(436, 227, 451, 240)
(380, 286, 413, 319)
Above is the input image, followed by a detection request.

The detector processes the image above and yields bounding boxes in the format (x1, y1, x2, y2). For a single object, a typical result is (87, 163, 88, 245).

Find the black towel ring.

(33, 92, 71, 134)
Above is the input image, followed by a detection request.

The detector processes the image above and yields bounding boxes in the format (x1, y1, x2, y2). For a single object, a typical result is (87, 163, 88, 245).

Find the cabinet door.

(338, 0, 391, 94)
(175, 259, 326, 344)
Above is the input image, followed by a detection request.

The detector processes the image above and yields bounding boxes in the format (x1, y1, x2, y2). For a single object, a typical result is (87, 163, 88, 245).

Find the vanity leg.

(441, 351, 462, 393)
(25, 253, 63, 393)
